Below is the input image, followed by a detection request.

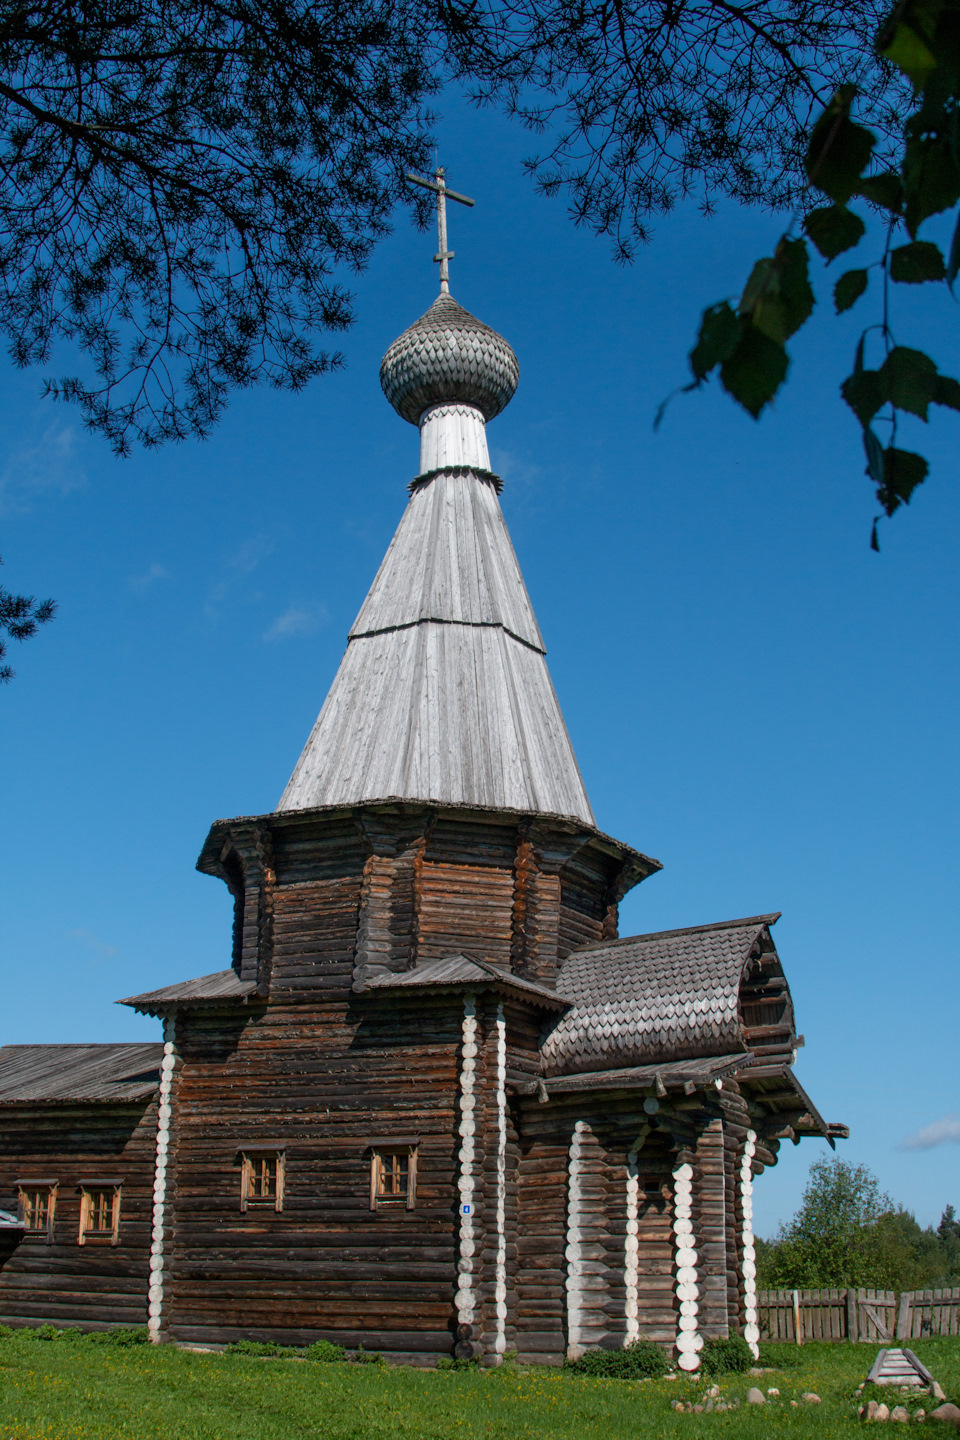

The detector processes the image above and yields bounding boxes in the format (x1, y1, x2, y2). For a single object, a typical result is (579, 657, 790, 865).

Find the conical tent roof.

(277, 294, 595, 827)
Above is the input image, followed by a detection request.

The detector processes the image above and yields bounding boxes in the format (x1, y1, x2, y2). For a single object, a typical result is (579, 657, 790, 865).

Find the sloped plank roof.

(541, 913, 781, 1076)
(277, 471, 594, 826)
(741, 1064, 846, 1143)
(351, 469, 543, 649)
(364, 954, 569, 1011)
(119, 969, 258, 1015)
(0, 1043, 163, 1103)
(515, 1051, 757, 1096)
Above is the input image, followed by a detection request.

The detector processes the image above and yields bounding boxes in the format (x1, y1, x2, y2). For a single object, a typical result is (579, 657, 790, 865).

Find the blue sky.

(2, 91, 958, 1238)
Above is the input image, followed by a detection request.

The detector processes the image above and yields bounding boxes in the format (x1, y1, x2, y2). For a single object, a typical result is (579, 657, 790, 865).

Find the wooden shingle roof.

(379, 293, 519, 426)
(0, 1043, 163, 1103)
(541, 914, 783, 1076)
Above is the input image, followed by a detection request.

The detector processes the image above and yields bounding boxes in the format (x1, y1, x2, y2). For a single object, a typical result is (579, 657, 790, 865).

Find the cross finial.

(406, 166, 475, 293)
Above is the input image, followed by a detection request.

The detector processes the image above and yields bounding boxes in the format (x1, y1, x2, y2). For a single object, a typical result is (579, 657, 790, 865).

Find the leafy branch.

(0, 558, 56, 683)
(670, 0, 960, 546)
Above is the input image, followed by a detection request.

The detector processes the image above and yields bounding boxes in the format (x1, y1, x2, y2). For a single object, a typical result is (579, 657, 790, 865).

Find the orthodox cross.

(406, 166, 475, 293)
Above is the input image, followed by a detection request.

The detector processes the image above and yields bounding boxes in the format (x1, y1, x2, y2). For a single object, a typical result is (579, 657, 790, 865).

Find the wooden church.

(0, 179, 846, 1365)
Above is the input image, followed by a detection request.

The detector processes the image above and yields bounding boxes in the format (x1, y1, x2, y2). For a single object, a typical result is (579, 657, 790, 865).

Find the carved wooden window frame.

(239, 1150, 285, 1213)
(78, 1182, 122, 1245)
(368, 1143, 418, 1212)
(16, 1179, 57, 1243)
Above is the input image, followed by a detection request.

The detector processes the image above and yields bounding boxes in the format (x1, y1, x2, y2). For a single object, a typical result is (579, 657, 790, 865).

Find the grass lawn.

(1, 1331, 958, 1440)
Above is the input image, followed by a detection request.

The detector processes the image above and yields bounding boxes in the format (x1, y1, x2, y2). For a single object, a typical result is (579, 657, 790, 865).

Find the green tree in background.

(758, 1156, 960, 1289)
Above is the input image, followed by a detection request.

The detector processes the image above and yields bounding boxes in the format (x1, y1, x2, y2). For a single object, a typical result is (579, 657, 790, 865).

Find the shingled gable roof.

(0, 1043, 164, 1103)
(363, 954, 569, 1011)
(540, 913, 783, 1077)
(118, 969, 259, 1016)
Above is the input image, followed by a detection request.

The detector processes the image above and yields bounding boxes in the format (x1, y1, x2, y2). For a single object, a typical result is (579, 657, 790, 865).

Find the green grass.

(0, 1330, 957, 1440)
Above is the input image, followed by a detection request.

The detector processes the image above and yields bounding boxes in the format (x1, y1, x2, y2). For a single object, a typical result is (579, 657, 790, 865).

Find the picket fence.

(896, 1288, 960, 1339)
(757, 1287, 960, 1342)
(757, 1288, 896, 1343)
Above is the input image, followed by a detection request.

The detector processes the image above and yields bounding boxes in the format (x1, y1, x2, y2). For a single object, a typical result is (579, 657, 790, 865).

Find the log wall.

(166, 993, 464, 1357)
(0, 1099, 157, 1330)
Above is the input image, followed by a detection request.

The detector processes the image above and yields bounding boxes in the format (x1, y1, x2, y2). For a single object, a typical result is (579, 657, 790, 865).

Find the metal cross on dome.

(406, 166, 475, 293)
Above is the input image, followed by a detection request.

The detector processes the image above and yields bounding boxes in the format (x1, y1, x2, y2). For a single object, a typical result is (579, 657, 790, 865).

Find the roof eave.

(515, 1052, 756, 1097)
(196, 800, 662, 882)
(742, 1064, 848, 1147)
(363, 974, 570, 1014)
(0, 1088, 159, 1106)
(116, 971, 260, 1016)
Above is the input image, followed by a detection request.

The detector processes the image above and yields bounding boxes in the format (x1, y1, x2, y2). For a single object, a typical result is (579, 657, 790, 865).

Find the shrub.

(700, 1333, 753, 1375)
(304, 1339, 347, 1363)
(565, 1340, 670, 1380)
(223, 1339, 287, 1357)
(351, 1343, 383, 1365)
(89, 1327, 149, 1347)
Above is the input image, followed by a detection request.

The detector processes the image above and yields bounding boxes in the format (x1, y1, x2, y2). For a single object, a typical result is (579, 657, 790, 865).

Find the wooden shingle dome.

(380, 293, 519, 425)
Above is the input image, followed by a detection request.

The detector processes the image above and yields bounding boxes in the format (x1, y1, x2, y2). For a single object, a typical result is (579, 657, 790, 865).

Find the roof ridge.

(568, 912, 781, 955)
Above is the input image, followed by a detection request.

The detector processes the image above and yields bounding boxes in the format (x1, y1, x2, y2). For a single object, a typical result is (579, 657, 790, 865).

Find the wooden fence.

(757, 1289, 897, 1342)
(896, 1289, 960, 1339)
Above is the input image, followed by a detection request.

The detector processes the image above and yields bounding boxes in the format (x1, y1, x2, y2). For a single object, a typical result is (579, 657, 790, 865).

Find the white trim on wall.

(673, 1161, 702, 1371)
(565, 1120, 586, 1360)
(455, 994, 479, 1344)
(494, 1002, 507, 1358)
(740, 1130, 760, 1358)
(147, 1016, 177, 1342)
(624, 1150, 640, 1344)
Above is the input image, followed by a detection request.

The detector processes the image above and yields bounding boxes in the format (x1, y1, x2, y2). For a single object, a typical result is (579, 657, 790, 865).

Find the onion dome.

(380, 293, 519, 426)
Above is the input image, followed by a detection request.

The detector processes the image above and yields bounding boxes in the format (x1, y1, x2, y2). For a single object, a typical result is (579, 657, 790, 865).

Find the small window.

(17, 1182, 57, 1241)
(643, 1178, 663, 1195)
(240, 1151, 285, 1213)
(79, 1184, 121, 1245)
(370, 1146, 418, 1211)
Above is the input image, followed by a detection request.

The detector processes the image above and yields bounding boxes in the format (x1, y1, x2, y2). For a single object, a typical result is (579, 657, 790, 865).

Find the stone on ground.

(746, 1387, 766, 1405)
(930, 1404, 960, 1426)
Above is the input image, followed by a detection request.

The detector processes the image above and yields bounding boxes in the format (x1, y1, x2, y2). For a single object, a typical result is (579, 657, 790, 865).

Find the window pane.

(375, 1151, 409, 1198)
(21, 1188, 51, 1229)
(85, 1188, 115, 1231)
(249, 1157, 276, 1198)
(243, 1153, 280, 1203)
